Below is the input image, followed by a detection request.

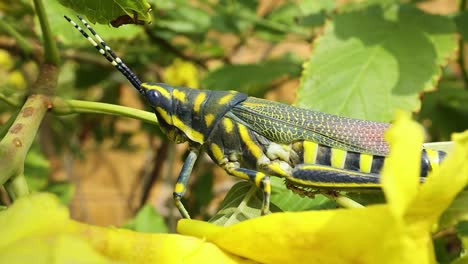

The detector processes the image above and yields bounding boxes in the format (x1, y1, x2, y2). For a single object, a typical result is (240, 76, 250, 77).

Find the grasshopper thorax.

(141, 82, 248, 146)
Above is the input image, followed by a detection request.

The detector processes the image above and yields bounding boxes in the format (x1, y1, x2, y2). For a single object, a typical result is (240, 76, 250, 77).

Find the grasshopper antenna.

(64, 15, 144, 95)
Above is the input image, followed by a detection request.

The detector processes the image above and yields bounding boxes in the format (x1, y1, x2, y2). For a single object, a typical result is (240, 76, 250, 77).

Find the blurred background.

(0, 0, 467, 234)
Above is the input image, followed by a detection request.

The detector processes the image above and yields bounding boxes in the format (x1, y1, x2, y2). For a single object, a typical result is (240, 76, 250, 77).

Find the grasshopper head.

(142, 83, 189, 144)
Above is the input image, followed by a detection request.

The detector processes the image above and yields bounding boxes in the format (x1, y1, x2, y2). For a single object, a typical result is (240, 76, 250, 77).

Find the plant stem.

(0, 92, 158, 125)
(459, 0, 468, 90)
(0, 20, 33, 56)
(4, 174, 29, 200)
(52, 98, 158, 125)
(33, 0, 60, 65)
(0, 93, 51, 194)
(323, 193, 365, 209)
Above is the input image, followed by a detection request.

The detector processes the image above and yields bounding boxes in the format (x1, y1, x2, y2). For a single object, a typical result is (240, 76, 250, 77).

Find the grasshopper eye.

(146, 89, 161, 105)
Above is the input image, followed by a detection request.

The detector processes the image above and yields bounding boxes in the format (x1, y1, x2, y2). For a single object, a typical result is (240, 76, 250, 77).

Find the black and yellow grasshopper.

(65, 15, 446, 218)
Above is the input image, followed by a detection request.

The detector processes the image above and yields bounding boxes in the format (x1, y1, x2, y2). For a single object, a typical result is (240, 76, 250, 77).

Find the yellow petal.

(67, 221, 246, 264)
(0, 193, 69, 249)
(179, 206, 428, 264)
(0, 234, 111, 264)
(381, 111, 425, 219)
(0, 193, 245, 264)
(406, 130, 468, 228)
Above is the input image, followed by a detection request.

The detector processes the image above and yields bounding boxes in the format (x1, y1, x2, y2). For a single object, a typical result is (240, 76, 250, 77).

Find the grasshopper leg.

(225, 166, 271, 215)
(173, 150, 199, 219)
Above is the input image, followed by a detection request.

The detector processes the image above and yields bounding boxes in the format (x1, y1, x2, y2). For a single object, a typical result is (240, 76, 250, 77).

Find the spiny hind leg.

(224, 163, 271, 215)
(289, 164, 380, 209)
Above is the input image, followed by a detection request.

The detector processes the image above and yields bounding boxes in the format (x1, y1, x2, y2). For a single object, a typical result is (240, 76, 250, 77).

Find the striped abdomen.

(291, 140, 446, 180)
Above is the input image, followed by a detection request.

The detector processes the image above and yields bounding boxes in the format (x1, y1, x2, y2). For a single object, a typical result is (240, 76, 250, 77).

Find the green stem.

(238, 12, 309, 37)
(0, 92, 158, 125)
(52, 98, 158, 125)
(323, 193, 365, 209)
(459, 0, 468, 90)
(0, 92, 23, 108)
(0, 20, 33, 56)
(33, 0, 60, 65)
(0, 109, 21, 140)
(0, 93, 50, 196)
(4, 174, 29, 200)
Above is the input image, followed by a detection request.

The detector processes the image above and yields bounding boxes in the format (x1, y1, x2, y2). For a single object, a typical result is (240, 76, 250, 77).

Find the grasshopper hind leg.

(224, 165, 272, 215)
(287, 164, 383, 209)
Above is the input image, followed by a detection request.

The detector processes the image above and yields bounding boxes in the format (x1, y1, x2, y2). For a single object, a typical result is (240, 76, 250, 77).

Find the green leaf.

(297, 5, 457, 121)
(153, 3, 211, 35)
(202, 57, 302, 97)
(209, 181, 281, 226)
(42, 0, 144, 44)
(439, 191, 468, 230)
(57, 0, 151, 24)
(254, 1, 334, 41)
(417, 84, 468, 141)
(270, 177, 337, 211)
(455, 11, 468, 41)
(210, 0, 258, 34)
(122, 204, 168, 233)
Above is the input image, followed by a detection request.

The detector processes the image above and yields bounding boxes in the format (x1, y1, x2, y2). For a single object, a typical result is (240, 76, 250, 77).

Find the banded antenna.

(64, 15, 144, 94)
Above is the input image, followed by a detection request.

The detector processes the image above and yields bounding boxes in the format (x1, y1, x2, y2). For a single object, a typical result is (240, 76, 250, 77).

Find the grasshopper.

(65, 15, 446, 218)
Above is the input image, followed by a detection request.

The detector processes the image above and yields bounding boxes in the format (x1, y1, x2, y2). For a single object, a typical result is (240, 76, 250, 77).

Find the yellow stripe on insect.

(172, 116, 204, 143)
(425, 149, 440, 171)
(267, 163, 289, 177)
(227, 168, 250, 180)
(142, 84, 171, 99)
(205, 114, 215, 127)
(223, 118, 234, 133)
(331, 148, 347, 168)
(359, 153, 373, 173)
(289, 165, 381, 188)
(210, 143, 224, 163)
(218, 92, 235, 105)
(264, 181, 271, 193)
(193, 92, 207, 112)
(254, 172, 267, 187)
(303, 141, 318, 164)
(172, 89, 186, 103)
(155, 107, 173, 125)
(238, 124, 263, 159)
(174, 183, 186, 193)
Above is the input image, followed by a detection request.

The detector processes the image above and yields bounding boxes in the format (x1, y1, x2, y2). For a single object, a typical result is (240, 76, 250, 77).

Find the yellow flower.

(163, 59, 199, 89)
(0, 193, 244, 263)
(178, 112, 468, 264)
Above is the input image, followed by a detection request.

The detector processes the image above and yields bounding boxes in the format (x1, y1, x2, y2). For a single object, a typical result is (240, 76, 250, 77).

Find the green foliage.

(297, 5, 457, 121)
(202, 56, 302, 97)
(455, 11, 468, 42)
(58, 0, 151, 24)
(123, 204, 168, 233)
(209, 181, 281, 226)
